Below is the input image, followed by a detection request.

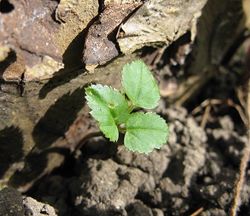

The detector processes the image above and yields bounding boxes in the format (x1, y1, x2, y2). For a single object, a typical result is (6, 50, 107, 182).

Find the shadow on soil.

(33, 86, 86, 149)
(0, 126, 23, 178)
(8, 86, 86, 188)
(9, 147, 69, 189)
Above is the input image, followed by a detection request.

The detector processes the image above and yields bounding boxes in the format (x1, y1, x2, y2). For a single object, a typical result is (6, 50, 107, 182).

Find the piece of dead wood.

(190, 207, 204, 216)
(83, 2, 142, 71)
(117, 0, 207, 54)
(0, 0, 99, 81)
(0, 0, 63, 81)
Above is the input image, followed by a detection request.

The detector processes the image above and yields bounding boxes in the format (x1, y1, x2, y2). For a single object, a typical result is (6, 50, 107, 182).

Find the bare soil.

(27, 104, 249, 216)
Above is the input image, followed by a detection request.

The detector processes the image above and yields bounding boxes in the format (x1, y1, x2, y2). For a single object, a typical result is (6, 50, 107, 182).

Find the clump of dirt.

(28, 105, 249, 215)
(0, 187, 57, 216)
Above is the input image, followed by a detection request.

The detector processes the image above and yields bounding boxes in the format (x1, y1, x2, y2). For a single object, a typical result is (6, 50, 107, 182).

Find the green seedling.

(85, 60, 169, 153)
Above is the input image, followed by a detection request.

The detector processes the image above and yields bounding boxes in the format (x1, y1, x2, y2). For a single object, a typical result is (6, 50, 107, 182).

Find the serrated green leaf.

(124, 112, 168, 153)
(122, 60, 160, 109)
(85, 84, 130, 141)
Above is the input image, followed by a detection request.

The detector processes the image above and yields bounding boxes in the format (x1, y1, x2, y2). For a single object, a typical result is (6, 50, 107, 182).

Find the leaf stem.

(118, 123, 126, 133)
(128, 100, 136, 113)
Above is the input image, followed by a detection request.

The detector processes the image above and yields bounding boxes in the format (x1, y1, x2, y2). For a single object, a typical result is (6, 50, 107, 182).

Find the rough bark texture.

(0, 0, 98, 81)
(0, 53, 136, 191)
(117, 0, 207, 53)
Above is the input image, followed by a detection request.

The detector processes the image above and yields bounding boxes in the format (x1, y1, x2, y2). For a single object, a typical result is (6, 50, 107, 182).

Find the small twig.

(152, 45, 168, 67)
(227, 99, 248, 126)
(230, 76, 250, 216)
(191, 98, 247, 126)
(190, 207, 204, 216)
(230, 147, 250, 216)
(236, 87, 246, 109)
(191, 99, 221, 115)
(200, 104, 211, 128)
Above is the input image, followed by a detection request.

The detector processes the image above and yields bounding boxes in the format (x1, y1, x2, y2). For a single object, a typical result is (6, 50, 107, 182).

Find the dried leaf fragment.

(117, 0, 207, 53)
(83, 2, 142, 71)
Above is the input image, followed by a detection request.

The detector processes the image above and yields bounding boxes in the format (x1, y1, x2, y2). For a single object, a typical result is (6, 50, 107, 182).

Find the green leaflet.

(124, 112, 168, 154)
(122, 60, 160, 109)
(85, 60, 169, 154)
(85, 84, 130, 141)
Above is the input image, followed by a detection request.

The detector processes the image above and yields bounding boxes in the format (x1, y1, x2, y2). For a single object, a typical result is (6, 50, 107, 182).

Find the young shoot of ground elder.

(85, 60, 169, 153)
